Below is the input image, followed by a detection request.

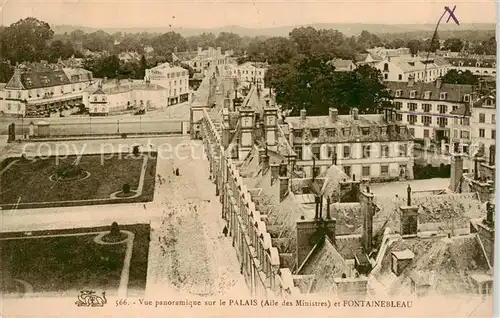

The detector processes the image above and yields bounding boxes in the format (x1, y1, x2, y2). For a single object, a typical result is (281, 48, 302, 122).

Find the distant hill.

(51, 23, 496, 38)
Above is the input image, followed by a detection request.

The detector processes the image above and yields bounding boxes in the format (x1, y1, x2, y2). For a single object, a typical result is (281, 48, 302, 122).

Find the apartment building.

(88, 79, 168, 116)
(172, 47, 232, 75)
(447, 56, 496, 78)
(386, 79, 475, 144)
(284, 107, 414, 181)
(375, 55, 451, 83)
(222, 61, 269, 87)
(144, 62, 189, 105)
(1, 62, 93, 117)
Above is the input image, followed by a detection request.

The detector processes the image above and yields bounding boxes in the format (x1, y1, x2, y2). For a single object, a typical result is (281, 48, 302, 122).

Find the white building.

(284, 107, 415, 181)
(447, 57, 496, 78)
(386, 79, 476, 144)
(375, 55, 451, 83)
(327, 59, 357, 72)
(222, 62, 269, 87)
(144, 62, 190, 105)
(88, 79, 168, 116)
(367, 47, 411, 58)
(172, 47, 232, 75)
(1, 62, 94, 117)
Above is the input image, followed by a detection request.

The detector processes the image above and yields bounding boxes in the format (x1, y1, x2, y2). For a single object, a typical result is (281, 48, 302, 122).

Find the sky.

(0, 0, 497, 29)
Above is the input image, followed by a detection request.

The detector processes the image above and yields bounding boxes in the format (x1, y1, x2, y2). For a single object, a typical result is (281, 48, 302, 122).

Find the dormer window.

(361, 127, 370, 135)
(310, 129, 320, 138)
(463, 94, 470, 102)
(424, 91, 431, 99)
(395, 90, 402, 97)
(459, 61, 464, 67)
(440, 92, 448, 100)
(409, 90, 416, 98)
(326, 128, 336, 137)
(476, 62, 480, 67)
(343, 128, 351, 137)
(294, 129, 303, 138)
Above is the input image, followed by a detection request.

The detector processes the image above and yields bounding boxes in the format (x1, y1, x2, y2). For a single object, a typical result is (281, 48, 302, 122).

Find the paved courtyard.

(0, 136, 249, 300)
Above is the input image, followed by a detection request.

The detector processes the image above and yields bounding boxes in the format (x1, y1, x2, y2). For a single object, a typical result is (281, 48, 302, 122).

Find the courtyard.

(0, 152, 157, 209)
(0, 223, 150, 297)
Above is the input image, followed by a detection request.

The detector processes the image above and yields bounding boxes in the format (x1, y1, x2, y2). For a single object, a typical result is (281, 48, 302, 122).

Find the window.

(312, 145, 321, 159)
(399, 144, 408, 157)
(492, 130, 496, 139)
(479, 129, 485, 138)
(343, 145, 351, 158)
(93, 96, 97, 102)
(342, 128, 351, 137)
(422, 116, 432, 125)
(479, 113, 486, 123)
(313, 167, 320, 178)
(361, 127, 370, 135)
(7, 103, 11, 110)
(398, 74, 402, 80)
(381, 165, 389, 175)
(384, 74, 388, 80)
(424, 129, 429, 138)
(310, 129, 320, 138)
(383, 63, 389, 72)
(424, 91, 431, 99)
(463, 94, 470, 102)
(409, 90, 416, 98)
(381, 144, 389, 157)
(408, 103, 417, 111)
(7, 91, 11, 98)
(396, 114, 403, 121)
(437, 117, 448, 126)
(294, 146, 303, 160)
(362, 166, 370, 177)
(407, 115, 417, 124)
(362, 145, 371, 158)
(326, 128, 336, 137)
(461, 117, 470, 126)
(394, 101, 402, 110)
(395, 90, 402, 97)
(422, 104, 431, 112)
(343, 166, 351, 176)
(409, 128, 415, 136)
(294, 129, 303, 138)
(452, 105, 458, 112)
(460, 130, 470, 139)
(492, 114, 496, 124)
(17, 92, 21, 98)
(439, 92, 447, 100)
(438, 105, 448, 114)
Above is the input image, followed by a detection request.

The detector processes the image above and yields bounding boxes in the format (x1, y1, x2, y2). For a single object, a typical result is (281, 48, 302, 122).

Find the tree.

(122, 184, 131, 194)
(424, 33, 440, 53)
(186, 32, 216, 50)
(151, 31, 187, 60)
(138, 55, 147, 79)
(0, 61, 13, 83)
(357, 30, 382, 50)
(110, 221, 121, 237)
(407, 39, 425, 55)
(215, 32, 242, 52)
(442, 69, 478, 85)
(1, 17, 54, 64)
(443, 38, 463, 52)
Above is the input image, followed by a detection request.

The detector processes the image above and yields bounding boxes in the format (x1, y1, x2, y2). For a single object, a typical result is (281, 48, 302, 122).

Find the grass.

(0, 223, 150, 295)
(0, 153, 157, 209)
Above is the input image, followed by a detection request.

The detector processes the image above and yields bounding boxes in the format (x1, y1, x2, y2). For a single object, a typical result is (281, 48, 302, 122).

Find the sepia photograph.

(0, 0, 497, 317)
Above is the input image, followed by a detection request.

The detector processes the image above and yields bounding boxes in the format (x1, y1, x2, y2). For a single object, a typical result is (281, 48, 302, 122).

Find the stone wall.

(200, 108, 301, 298)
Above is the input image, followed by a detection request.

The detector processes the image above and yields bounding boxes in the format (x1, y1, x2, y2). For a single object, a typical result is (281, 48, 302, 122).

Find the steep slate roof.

(381, 56, 450, 73)
(297, 236, 352, 293)
(6, 69, 71, 90)
(328, 59, 356, 70)
(285, 114, 413, 143)
(373, 234, 490, 296)
(447, 57, 496, 68)
(386, 81, 474, 102)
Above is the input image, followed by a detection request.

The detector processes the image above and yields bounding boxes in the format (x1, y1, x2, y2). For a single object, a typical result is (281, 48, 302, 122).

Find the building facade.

(447, 56, 496, 78)
(173, 47, 232, 75)
(144, 62, 190, 105)
(222, 62, 269, 87)
(386, 79, 475, 145)
(375, 56, 451, 83)
(284, 108, 415, 181)
(1, 62, 93, 117)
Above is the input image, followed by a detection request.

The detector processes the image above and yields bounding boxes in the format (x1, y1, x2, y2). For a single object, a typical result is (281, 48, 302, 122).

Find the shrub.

(110, 221, 120, 237)
(56, 164, 83, 179)
(132, 145, 140, 156)
(122, 183, 130, 194)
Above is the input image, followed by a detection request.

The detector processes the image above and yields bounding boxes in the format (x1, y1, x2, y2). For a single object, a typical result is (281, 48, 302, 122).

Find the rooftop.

(386, 81, 474, 102)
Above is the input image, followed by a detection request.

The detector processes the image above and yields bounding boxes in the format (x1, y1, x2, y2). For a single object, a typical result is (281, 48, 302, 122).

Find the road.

(0, 136, 249, 299)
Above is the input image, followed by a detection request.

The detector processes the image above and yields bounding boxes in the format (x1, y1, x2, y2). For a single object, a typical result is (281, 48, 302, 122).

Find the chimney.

(473, 156, 486, 181)
(314, 196, 321, 219)
(329, 108, 338, 123)
(359, 187, 374, 254)
(486, 202, 495, 226)
(300, 109, 307, 120)
(351, 108, 359, 120)
(449, 153, 464, 192)
(400, 185, 419, 236)
(279, 176, 289, 201)
(436, 77, 443, 89)
(259, 148, 269, 170)
(326, 197, 331, 219)
(270, 163, 280, 185)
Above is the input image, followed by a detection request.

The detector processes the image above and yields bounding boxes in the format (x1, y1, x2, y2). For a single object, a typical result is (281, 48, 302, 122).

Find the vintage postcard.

(0, 0, 497, 317)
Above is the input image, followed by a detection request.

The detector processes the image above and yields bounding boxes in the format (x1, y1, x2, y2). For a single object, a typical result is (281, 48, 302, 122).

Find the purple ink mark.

(445, 6, 460, 25)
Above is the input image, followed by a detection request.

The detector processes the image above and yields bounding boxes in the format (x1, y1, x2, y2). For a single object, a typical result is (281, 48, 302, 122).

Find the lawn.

(0, 223, 150, 295)
(0, 153, 157, 209)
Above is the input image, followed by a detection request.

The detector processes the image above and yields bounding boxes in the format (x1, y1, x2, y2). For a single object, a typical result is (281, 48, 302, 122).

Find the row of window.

(5, 103, 22, 111)
(478, 129, 496, 139)
(478, 113, 496, 124)
(293, 126, 405, 139)
(7, 85, 85, 99)
(294, 143, 409, 160)
(394, 101, 459, 114)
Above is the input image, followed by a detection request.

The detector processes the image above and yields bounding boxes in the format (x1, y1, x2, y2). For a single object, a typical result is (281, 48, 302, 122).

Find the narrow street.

(145, 139, 249, 298)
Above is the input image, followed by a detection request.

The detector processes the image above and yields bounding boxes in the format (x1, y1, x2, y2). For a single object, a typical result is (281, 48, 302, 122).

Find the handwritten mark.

(445, 5, 460, 25)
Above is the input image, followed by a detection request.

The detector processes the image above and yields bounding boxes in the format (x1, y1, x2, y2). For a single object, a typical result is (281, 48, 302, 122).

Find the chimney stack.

(489, 145, 496, 166)
(197, 47, 202, 55)
(436, 77, 443, 89)
(360, 188, 374, 254)
(474, 156, 486, 181)
(400, 185, 419, 236)
(259, 148, 270, 170)
(300, 109, 307, 120)
(450, 153, 464, 192)
(279, 177, 289, 201)
(270, 163, 280, 185)
(329, 108, 338, 123)
(351, 108, 359, 120)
